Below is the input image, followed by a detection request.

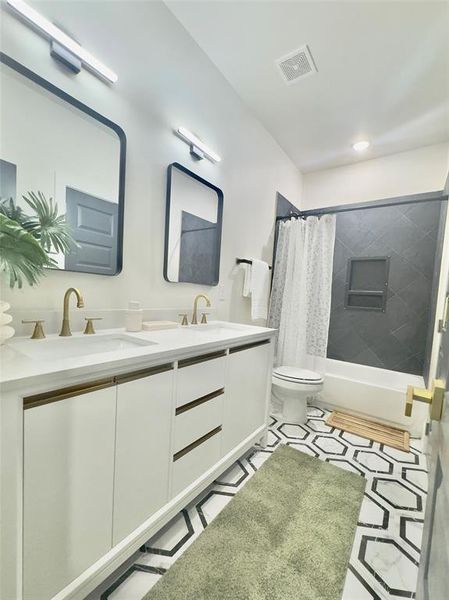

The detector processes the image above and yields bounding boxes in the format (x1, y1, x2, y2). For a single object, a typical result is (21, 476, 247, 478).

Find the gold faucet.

(191, 294, 211, 325)
(22, 320, 46, 339)
(59, 287, 84, 336)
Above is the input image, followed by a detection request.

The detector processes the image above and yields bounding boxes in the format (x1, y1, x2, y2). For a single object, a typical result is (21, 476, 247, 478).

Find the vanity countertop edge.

(0, 322, 277, 393)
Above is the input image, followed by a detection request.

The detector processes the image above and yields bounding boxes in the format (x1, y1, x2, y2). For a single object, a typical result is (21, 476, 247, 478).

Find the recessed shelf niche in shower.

(344, 256, 390, 312)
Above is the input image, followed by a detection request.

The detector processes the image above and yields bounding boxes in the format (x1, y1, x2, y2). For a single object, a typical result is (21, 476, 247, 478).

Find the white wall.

(302, 143, 449, 210)
(0, 1, 302, 326)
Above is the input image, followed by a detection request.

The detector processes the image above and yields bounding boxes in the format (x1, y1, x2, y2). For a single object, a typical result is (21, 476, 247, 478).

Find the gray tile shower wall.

(276, 192, 299, 217)
(327, 200, 444, 375)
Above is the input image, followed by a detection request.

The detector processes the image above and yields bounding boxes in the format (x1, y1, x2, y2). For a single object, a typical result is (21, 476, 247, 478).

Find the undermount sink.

(13, 334, 156, 361)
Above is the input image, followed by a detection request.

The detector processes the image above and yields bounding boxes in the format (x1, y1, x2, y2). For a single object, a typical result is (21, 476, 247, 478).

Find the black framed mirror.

(164, 163, 223, 285)
(0, 53, 126, 275)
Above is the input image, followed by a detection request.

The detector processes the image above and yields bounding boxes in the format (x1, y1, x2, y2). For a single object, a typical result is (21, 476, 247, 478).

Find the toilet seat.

(273, 366, 323, 385)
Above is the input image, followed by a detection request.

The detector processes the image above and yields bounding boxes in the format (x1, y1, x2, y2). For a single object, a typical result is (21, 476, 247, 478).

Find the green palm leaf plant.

(0, 214, 51, 288)
(0, 192, 76, 288)
(0, 197, 28, 226)
(22, 191, 74, 254)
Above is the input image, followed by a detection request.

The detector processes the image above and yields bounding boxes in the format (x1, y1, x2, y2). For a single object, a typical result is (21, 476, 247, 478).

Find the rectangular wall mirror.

(164, 163, 223, 285)
(0, 53, 126, 275)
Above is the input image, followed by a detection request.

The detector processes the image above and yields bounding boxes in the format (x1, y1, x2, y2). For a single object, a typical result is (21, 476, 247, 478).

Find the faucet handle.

(200, 313, 209, 324)
(84, 317, 102, 335)
(178, 313, 189, 326)
(22, 319, 46, 339)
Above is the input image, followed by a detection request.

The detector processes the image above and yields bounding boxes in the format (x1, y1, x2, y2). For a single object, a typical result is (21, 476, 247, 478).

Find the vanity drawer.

(176, 351, 226, 408)
(174, 389, 223, 454)
(172, 427, 222, 497)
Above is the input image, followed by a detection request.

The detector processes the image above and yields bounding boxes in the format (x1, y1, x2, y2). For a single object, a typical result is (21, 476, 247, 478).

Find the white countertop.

(0, 321, 275, 391)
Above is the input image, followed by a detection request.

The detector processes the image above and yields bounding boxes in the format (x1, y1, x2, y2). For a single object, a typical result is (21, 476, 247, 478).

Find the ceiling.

(166, 1, 449, 172)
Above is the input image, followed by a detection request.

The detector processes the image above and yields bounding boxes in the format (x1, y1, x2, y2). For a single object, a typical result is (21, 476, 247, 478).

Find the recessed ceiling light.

(352, 140, 370, 152)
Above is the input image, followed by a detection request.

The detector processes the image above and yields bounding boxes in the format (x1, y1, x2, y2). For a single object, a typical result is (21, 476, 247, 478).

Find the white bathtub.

(320, 358, 427, 438)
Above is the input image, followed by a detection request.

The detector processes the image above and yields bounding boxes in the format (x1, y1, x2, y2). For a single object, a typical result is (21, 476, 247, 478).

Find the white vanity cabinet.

(222, 340, 272, 455)
(4, 329, 274, 600)
(171, 351, 226, 496)
(23, 383, 117, 600)
(113, 364, 174, 544)
(175, 351, 226, 406)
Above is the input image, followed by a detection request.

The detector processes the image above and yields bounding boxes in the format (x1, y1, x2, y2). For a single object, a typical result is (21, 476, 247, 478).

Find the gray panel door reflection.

(178, 211, 218, 284)
(0, 159, 17, 199)
(65, 187, 118, 275)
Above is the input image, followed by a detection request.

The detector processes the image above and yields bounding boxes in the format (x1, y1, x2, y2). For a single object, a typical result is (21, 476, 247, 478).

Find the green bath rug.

(144, 444, 365, 600)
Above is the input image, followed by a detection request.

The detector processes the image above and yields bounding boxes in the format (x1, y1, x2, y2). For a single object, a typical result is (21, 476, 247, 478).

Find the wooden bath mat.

(326, 411, 410, 451)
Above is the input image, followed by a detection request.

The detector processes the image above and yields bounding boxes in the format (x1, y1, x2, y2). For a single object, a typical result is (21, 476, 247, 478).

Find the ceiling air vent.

(276, 45, 317, 85)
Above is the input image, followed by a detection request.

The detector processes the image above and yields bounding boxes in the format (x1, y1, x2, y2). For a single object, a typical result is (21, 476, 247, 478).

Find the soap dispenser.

(125, 301, 143, 332)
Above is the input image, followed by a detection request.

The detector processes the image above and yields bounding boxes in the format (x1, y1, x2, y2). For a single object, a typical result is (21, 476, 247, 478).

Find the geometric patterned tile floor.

(95, 404, 427, 600)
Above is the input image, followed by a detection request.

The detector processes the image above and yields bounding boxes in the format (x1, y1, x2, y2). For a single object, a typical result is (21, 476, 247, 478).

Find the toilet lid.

(273, 366, 323, 384)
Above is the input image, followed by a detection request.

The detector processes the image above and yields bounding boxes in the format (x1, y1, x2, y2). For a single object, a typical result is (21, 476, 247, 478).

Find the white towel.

(242, 263, 251, 298)
(249, 259, 270, 321)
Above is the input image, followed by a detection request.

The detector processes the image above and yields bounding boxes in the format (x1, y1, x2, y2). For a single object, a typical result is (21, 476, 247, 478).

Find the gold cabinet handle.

(22, 319, 46, 339)
(405, 380, 445, 421)
(173, 426, 222, 462)
(24, 376, 115, 409)
(84, 317, 102, 335)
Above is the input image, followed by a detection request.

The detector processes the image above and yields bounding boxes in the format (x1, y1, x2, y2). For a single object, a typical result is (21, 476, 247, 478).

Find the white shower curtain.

(268, 215, 336, 371)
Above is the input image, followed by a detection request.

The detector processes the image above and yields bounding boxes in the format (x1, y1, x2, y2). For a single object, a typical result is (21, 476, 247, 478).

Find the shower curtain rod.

(275, 189, 447, 221)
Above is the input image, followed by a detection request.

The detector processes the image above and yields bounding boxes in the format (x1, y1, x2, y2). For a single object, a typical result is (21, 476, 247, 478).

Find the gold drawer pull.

(229, 339, 270, 354)
(24, 364, 174, 409)
(115, 363, 173, 384)
(176, 388, 224, 415)
(178, 350, 226, 368)
(23, 377, 115, 409)
(173, 426, 222, 462)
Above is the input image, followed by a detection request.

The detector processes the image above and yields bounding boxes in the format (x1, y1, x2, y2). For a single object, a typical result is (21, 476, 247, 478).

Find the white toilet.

(272, 366, 324, 424)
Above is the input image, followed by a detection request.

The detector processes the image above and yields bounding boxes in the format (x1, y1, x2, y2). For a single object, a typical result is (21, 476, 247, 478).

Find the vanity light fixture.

(352, 140, 370, 152)
(6, 0, 118, 83)
(176, 127, 221, 163)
